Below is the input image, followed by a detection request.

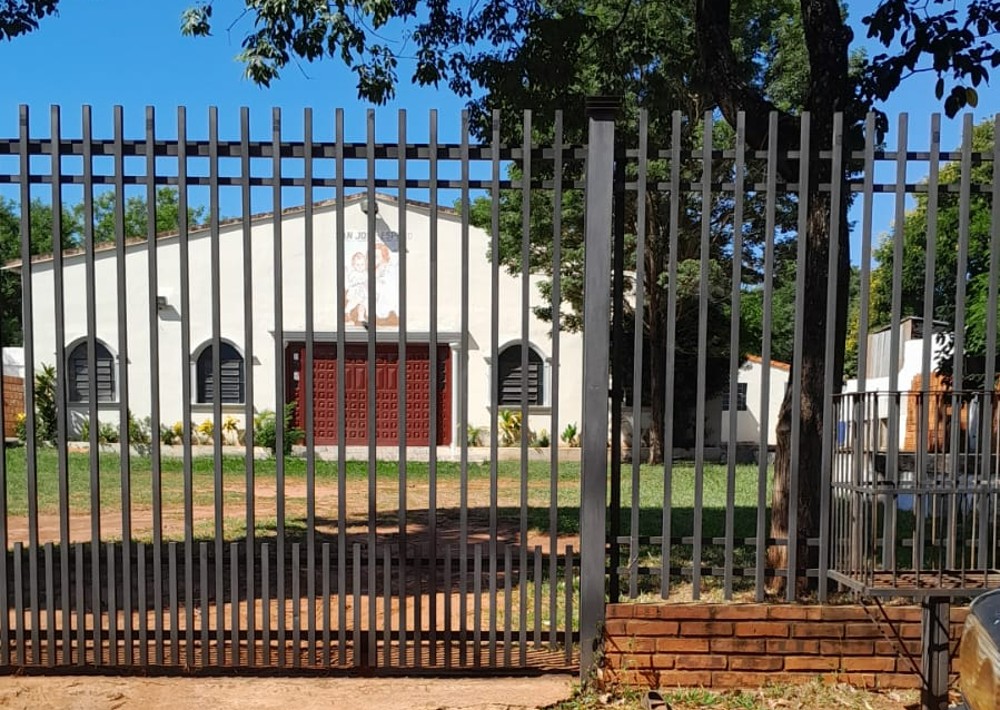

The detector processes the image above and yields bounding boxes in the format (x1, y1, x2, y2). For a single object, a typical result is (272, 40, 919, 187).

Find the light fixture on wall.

(360, 197, 378, 215)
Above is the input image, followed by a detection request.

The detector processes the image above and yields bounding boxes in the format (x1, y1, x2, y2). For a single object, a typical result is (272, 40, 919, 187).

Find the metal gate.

(0, 104, 584, 672)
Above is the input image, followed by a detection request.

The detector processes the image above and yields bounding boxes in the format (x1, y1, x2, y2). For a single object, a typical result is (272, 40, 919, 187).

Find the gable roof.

(5, 192, 460, 271)
(745, 354, 791, 372)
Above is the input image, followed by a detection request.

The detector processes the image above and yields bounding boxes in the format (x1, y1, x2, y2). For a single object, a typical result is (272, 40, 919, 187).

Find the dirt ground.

(0, 674, 575, 710)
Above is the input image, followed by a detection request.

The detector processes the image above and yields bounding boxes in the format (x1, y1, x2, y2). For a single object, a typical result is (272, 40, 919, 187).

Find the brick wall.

(2, 376, 23, 440)
(603, 603, 967, 690)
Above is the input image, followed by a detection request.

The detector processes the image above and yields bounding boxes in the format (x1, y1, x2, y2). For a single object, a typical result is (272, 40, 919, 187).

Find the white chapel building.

(13, 193, 584, 449)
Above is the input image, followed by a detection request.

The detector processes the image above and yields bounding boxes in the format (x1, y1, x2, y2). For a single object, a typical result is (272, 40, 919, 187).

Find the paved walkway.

(0, 674, 575, 710)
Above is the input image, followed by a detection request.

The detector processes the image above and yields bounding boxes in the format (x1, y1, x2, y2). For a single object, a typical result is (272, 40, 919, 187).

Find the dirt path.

(6, 475, 579, 553)
(0, 675, 575, 710)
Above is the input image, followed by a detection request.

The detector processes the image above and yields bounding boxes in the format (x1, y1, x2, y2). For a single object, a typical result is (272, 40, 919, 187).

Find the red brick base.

(602, 603, 967, 690)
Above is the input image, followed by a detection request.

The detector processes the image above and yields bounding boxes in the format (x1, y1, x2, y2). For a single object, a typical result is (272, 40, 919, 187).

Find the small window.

(196, 342, 245, 404)
(497, 344, 544, 406)
(722, 382, 748, 412)
(67, 340, 116, 404)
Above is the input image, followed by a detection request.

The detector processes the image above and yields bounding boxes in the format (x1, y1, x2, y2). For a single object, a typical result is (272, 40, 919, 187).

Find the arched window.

(497, 343, 544, 406)
(67, 340, 116, 404)
(195, 342, 245, 404)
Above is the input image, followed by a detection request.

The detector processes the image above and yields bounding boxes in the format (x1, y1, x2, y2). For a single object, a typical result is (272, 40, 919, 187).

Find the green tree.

(868, 119, 996, 386)
(74, 187, 206, 244)
(463, 0, 805, 461)
(0, 197, 78, 346)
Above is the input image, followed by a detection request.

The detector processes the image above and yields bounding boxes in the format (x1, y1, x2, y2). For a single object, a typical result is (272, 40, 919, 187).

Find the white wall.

(23, 195, 584, 443)
(843, 337, 948, 450)
(719, 357, 789, 448)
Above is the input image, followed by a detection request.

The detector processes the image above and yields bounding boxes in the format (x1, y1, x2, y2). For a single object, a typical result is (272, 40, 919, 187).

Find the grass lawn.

(2, 447, 772, 596)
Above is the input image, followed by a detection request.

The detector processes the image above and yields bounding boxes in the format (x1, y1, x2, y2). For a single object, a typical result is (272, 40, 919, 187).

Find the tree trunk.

(767, 168, 851, 596)
(647, 296, 667, 464)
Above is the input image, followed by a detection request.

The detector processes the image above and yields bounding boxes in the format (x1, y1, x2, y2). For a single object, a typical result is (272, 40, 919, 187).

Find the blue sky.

(1, 0, 997, 263)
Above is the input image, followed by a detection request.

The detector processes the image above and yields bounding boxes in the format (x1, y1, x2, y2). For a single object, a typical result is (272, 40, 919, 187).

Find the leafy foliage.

(254, 403, 304, 456)
(0, 0, 58, 41)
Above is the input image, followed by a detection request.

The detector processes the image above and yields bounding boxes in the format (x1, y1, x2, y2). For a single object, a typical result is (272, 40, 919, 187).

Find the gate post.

(579, 95, 619, 679)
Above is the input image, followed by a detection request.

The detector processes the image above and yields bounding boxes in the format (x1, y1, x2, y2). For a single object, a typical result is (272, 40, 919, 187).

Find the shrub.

(80, 419, 120, 445)
(533, 429, 550, 448)
(561, 423, 580, 447)
(254, 402, 303, 456)
(33, 364, 58, 443)
(467, 425, 486, 447)
(128, 412, 151, 446)
(14, 412, 27, 444)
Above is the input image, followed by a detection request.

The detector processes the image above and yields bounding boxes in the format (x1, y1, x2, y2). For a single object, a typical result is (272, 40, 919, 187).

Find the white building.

(11, 193, 584, 449)
(843, 316, 949, 452)
(719, 355, 791, 452)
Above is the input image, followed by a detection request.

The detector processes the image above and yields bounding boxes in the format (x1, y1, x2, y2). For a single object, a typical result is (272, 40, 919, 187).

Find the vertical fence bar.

(292, 542, 301, 667)
(75, 544, 84, 666)
(414, 544, 422, 668)
(322, 542, 331, 666)
(50, 105, 72, 661)
(0, 105, 9, 664)
(787, 112, 811, 599)
(303, 106, 318, 669)
(262, 542, 270, 665)
(81, 106, 103, 662)
(755, 112, 779, 600)
(143, 105, 164, 668)
(488, 109, 501, 671)
(443, 544, 452, 668)
(458, 108, 470, 668)
(396, 107, 409, 667)
(609, 142, 624, 604)
(168, 541, 178, 665)
(724, 113, 746, 600)
(107, 542, 117, 664)
(427, 108, 440, 665)
(579, 96, 617, 675)
(176, 106, 195, 668)
(564, 545, 574, 665)
(111, 106, 133, 665)
(14, 543, 24, 665)
(692, 111, 713, 600)
(271, 107, 287, 668)
(365, 108, 378, 671)
(473, 543, 483, 666)
(519, 109, 531, 665)
(629, 109, 648, 600)
(353, 543, 361, 667)
(200, 541, 209, 666)
(231, 542, 239, 667)
(852, 114, 877, 575)
(533, 545, 542, 649)
(503, 543, 512, 667)
(335, 108, 348, 668)
(138, 542, 147, 666)
(44, 543, 54, 666)
(239, 106, 257, 667)
(17, 106, 41, 666)
(661, 111, 682, 599)
(884, 114, 908, 571)
(818, 112, 844, 601)
(383, 545, 391, 668)
(949, 115, 974, 570)
(207, 105, 226, 666)
(983, 115, 1000, 573)
(549, 110, 563, 644)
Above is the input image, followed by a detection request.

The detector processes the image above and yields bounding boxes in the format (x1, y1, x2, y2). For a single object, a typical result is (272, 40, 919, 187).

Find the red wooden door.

(288, 342, 451, 446)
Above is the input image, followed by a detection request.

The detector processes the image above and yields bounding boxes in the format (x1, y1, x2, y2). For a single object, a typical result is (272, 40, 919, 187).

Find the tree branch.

(693, 0, 793, 152)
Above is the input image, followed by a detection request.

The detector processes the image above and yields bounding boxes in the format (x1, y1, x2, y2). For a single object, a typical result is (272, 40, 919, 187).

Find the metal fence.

(603, 108, 999, 607)
(0, 102, 997, 676)
(0, 104, 581, 672)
